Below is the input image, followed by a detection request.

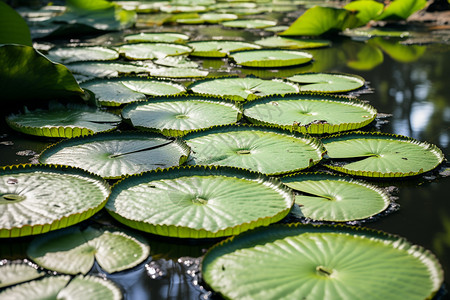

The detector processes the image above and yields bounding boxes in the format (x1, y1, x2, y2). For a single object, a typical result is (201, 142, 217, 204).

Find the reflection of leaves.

(368, 37, 426, 63)
(433, 212, 450, 258)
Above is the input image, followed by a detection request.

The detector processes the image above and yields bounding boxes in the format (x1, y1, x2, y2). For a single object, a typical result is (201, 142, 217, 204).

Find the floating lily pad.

(46, 46, 119, 64)
(281, 173, 390, 222)
(148, 67, 209, 78)
(39, 131, 190, 179)
(342, 27, 410, 39)
(184, 125, 324, 175)
(0, 261, 44, 288)
(121, 95, 242, 136)
(243, 94, 377, 134)
(254, 36, 331, 49)
(0, 164, 110, 238)
(153, 56, 199, 68)
(81, 78, 186, 107)
(230, 49, 313, 68)
(67, 61, 152, 78)
(187, 40, 261, 57)
(27, 226, 150, 274)
(188, 76, 299, 101)
(322, 132, 445, 177)
(198, 13, 238, 23)
(115, 43, 192, 60)
(160, 4, 208, 13)
(106, 165, 294, 238)
(286, 72, 365, 93)
(222, 19, 277, 29)
(6, 103, 121, 138)
(202, 224, 443, 300)
(124, 32, 189, 43)
(0, 275, 121, 299)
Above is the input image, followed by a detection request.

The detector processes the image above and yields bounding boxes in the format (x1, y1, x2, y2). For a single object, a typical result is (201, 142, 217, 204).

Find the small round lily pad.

(124, 32, 189, 43)
(221, 19, 277, 29)
(230, 49, 313, 68)
(46, 46, 119, 64)
(187, 40, 261, 57)
(286, 72, 365, 93)
(254, 36, 331, 49)
(115, 43, 192, 60)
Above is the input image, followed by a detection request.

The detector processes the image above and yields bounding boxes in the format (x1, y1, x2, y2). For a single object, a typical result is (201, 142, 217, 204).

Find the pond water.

(1, 3, 450, 299)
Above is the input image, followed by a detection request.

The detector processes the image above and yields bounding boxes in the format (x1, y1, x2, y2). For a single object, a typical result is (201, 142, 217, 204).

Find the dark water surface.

(1, 12, 450, 300)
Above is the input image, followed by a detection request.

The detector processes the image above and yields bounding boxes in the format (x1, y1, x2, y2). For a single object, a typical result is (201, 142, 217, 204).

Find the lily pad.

(106, 165, 294, 238)
(188, 76, 300, 101)
(81, 78, 186, 107)
(281, 173, 390, 222)
(0, 164, 110, 238)
(184, 125, 324, 175)
(124, 32, 189, 43)
(202, 224, 443, 300)
(115, 43, 192, 60)
(148, 67, 209, 78)
(243, 94, 377, 134)
(0, 275, 121, 299)
(286, 72, 365, 93)
(46, 46, 119, 64)
(6, 103, 121, 138)
(254, 36, 331, 49)
(0, 261, 44, 288)
(198, 13, 238, 23)
(342, 27, 410, 39)
(230, 49, 313, 68)
(187, 40, 261, 57)
(222, 19, 277, 29)
(121, 95, 242, 136)
(27, 226, 149, 274)
(67, 61, 152, 78)
(322, 132, 445, 177)
(39, 131, 190, 179)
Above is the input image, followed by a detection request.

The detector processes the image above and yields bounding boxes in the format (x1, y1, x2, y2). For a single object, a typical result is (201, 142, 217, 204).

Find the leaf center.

(0, 193, 26, 204)
(175, 114, 189, 119)
(316, 265, 334, 277)
(236, 149, 251, 155)
(192, 196, 208, 205)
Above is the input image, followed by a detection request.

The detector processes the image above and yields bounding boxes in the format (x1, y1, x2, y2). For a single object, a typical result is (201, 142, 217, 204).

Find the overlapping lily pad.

(202, 224, 443, 300)
(230, 49, 313, 68)
(0, 261, 44, 288)
(46, 46, 119, 64)
(39, 131, 190, 179)
(27, 226, 150, 274)
(322, 132, 445, 177)
(281, 173, 390, 222)
(0, 164, 110, 238)
(106, 165, 294, 238)
(187, 40, 261, 57)
(184, 125, 325, 175)
(243, 94, 377, 134)
(286, 72, 365, 93)
(81, 77, 186, 106)
(6, 103, 121, 138)
(124, 32, 189, 43)
(188, 76, 300, 101)
(254, 36, 331, 49)
(115, 43, 192, 60)
(121, 95, 242, 136)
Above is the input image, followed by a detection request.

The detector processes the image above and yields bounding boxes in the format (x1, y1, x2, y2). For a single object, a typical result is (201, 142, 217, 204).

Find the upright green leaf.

(376, 0, 427, 20)
(344, 0, 384, 25)
(0, 2, 32, 46)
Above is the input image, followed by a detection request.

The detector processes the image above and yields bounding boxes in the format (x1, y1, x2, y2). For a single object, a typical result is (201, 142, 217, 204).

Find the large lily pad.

(202, 224, 443, 300)
(286, 72, 365, 93)
(115, 43, 192, 60)
(322, 132, 445, 177)
(27, 225, 150, 274)
(0, 275, 121, 300)
(121, 95, 242, 136)
(39, 131, 190, 179)
(243, 94, 377, 134)
(187, 40, 261, 57)
(46, 46, 119, 64)
(281, 173, 390, 222)
(0, 164, 110, 238)
(6, 103, 121, 138)
(184, 125, 325, 175)
(106, 165, 294, 238)
(188, 76, 300, 101)
(230, 49, 313, 68)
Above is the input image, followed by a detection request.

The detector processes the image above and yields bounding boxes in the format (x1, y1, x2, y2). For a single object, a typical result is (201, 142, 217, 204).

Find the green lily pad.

(342, 27, 411, 39)
(187, 40, 261, 58)
(230, 49, 313, 68)
(27, 226, 149, 274)
(124, 32, 189, 43)
(81, 78, 186, 107)
(254, 36, 331, 49)
(0, 275, 121, 299)
(286, 72, 365, 93)
(160, 4, 208, 13)
(0, 261, 44, 288)
(0, 164, 110, 238)
(198, 13, 238, 23)
(0, 2, 32, 46)
(121, 95, 242, 136)
(222, 19, 277, 29)
(115, 43, 192, 60)
(281, 173, 390, 221)
(67, 61, 152, 78)
(243, 94, 377, 134)
(322, 131, 445, 177)
(153, 56, 199, 68)
(148, 66, 209, 78)
(39, 131, 190, 179)
(6, 103, 121, 138)
(106, 165, 294, 238)
(46, 46, 119, 64)
(184, 125, 325, 175)
(188, 76, 300, 101)
(202, 224, 443, 300)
